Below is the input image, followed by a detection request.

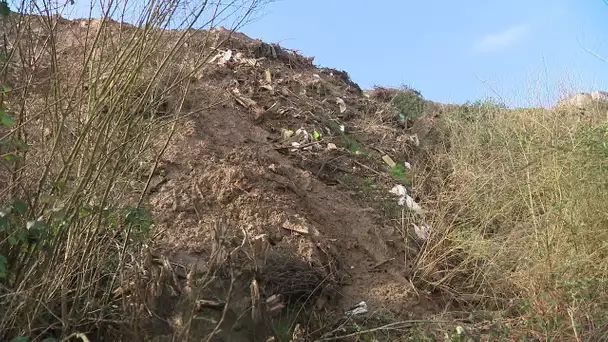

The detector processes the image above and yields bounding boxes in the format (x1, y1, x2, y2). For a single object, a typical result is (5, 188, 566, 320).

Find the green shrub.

(391, 85, 427, 123)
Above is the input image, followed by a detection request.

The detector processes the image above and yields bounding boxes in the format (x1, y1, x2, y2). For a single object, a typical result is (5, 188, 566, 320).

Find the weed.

(389, 162, 412, 186)
(390, 85, 427, 123)
(340, 173, 355, 185)
(340, 134, 362, 153)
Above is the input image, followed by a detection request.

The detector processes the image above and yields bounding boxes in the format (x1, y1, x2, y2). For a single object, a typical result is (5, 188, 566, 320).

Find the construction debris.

(345, 301, 368, 316)
(382, 155, 397, 168)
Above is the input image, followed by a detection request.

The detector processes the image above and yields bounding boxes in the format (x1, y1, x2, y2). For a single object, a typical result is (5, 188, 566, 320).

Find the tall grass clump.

(0, 0, 266, 340)
(413, 100, 608, 340)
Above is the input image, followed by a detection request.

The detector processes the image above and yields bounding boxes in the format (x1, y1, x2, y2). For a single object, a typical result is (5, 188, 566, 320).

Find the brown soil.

(3, 13, 444, 341)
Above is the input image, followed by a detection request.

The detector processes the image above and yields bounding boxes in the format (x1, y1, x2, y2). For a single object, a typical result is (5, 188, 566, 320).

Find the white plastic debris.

(390, 185, 424, 215)
(408, 134, 420, 147)
(291, 142, 301, 148)
(339, 124, 345, 132)
(327, 143, 337, 150)
(405, 196, 424, 215)
(217, 49, 232, 65)
(413, 222, 430, 240)
(336, 97, 347, 113)
(390, 185, 408, 198)
(345, 301, 368, 316)
(312, 74, 320, 78)
(403, 161, 412, 170)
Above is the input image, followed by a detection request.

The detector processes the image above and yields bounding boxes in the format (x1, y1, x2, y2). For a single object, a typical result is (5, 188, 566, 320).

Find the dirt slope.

(4, 15, 438, 340)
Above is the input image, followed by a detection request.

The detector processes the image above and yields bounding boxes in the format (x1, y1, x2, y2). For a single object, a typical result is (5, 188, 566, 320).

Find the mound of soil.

(3, 14, 443, 340)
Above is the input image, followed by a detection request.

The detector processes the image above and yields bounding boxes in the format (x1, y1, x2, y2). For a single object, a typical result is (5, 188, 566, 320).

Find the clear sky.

(239, 0, 607, 107)
(55, 0, 608, 107)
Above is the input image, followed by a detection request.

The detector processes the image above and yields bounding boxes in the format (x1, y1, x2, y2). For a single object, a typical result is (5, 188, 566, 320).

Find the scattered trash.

(403, 161, 412, 170)
(215, 49, 232, 65)
(266, 294, 285, 316)
(265, 68, 272, 84)
(405, 195, 424, 215)
(345, 301, 368, 316)
(256, 42, 278, 59)
(232, 88, 264, 116)
(327, 143, 337, 150)
(260, 84, 274, 94)
(291, 142, 301, 148)
(408, 134, 420, 147)
(241, 57, 259, 67)
(390, 184, 425, 215)
(382, 155, 396, 168)
(413, 222, 430, 240)
(281, 129, 294, 140)
(390, 184, 407, 198)
(312, 74, 320, 78)
(282, 220, 310, 235)
(339, 124, 345, 132)
(336, 97, 347, 113)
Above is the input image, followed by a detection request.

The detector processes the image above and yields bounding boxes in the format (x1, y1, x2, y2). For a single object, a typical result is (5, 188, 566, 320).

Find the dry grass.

(411, 102, 608, 340)
(0, 0, 267, 340)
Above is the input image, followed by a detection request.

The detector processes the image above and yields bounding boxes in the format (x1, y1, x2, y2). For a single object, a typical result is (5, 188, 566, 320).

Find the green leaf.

(8, 235, 17, 246)
(11, 337, 30, 342)
(17, 230, 27, 242)
(1, 113, 14, 128)
(313, 130, 320, 141)
(0, 217, 8, 231)
(79, 207, 91, 218)
(14, 140, 29, 151)
(0, 1, 10, 16)
(0, 255, 6, 279)
(12, 200, 27, 215)
(2, 84, 10, 93)
(3, 154, 18, 161)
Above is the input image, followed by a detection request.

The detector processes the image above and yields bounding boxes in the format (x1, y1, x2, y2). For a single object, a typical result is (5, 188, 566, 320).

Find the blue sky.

(239, 0, 607, 107)
(59, 0, 608, 107)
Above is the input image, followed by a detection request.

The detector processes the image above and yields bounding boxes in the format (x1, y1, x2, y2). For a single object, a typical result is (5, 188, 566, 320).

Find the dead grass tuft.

(410, 102, 608, 340)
